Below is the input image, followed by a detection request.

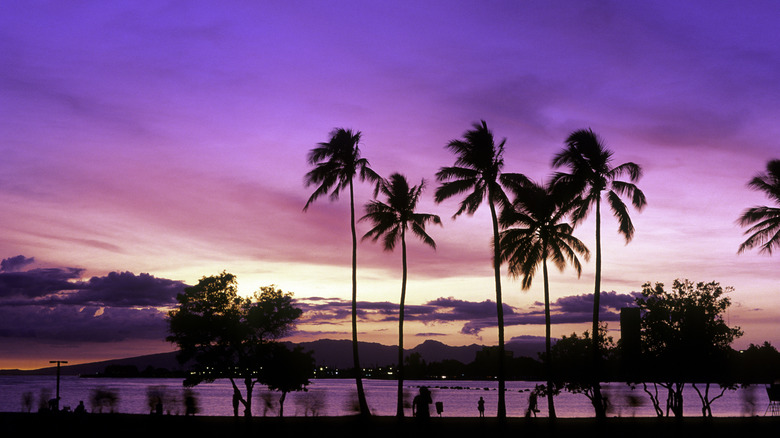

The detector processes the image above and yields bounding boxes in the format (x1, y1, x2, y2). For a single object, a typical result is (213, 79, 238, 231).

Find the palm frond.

(737, 206, 780, 254)
(435, 166, 479, 182)
(746, 159, 780, 205)
(434, 174, 479, 204)
(607, 190, 635, 242)
(609, 162, 643, 182)
(610, 180, 647, 211)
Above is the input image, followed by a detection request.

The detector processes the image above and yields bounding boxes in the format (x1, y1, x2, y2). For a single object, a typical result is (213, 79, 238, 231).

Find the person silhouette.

(74, 400, 86, 415)
(478, 396, 485, 417)
(412, 386, 432, 419)
(185, 394, 197, 416)
(526, 390, 539, 417)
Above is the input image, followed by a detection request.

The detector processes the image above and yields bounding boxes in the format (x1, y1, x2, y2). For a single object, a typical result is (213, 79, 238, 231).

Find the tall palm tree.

(434, 120, 529, 419)
(738, 159, 780, 255)
(360, 173, 441, 417)
(498, 179, 590, 418)
(551, 128, 646, 417)
(303, 127, 380, 416)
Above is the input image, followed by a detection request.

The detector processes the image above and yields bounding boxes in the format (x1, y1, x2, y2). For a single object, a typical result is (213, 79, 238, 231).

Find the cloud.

(548, 291, 641, 314)
(0, 305, 168, 342)
(0, 256, 187, 345)
(60, 271, 185, 307)
(0, 267, 84, 299)
(296, 291, 641, 337)
(0, 255, 35, 272)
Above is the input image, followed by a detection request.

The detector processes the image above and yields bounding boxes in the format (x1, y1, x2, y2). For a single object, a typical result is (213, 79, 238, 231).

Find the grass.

(2, 413, 779, 438)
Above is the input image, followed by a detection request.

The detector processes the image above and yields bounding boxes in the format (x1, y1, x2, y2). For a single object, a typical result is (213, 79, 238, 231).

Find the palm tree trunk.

(488, 198, 506, 420)
(543, 255, 556, 418)
(592, 197, 605, 418)
(396, 230, 407, 417)
(349, 179, 370, 416)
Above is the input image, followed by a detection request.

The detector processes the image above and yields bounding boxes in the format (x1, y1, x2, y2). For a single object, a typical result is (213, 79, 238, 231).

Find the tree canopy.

(166, 272, 304, 417)
(633, 279, 743, 417)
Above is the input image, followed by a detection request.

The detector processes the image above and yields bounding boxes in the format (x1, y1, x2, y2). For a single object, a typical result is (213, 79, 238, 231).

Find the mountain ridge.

(0, 338, 546, 375)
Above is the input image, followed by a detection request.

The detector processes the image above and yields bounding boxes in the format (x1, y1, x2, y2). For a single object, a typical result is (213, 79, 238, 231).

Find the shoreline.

(2, 413, 779, 437)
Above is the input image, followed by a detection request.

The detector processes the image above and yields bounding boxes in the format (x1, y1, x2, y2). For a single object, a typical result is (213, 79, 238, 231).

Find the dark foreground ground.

(2, 413, 779, 438)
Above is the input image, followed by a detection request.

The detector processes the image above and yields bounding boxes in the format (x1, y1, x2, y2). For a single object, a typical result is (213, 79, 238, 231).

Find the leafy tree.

(434, 120, 530, 419)
(551, 128, 646, 417)
(360, 172, 441, 417)
(166, 272, 302, 417)
(735, 342, 780, 384)
(544, 325, 615, 414)
(738, 159, 780, 255)
(304, 127, 380, 416)
(634, 279, 743, 417)
(261, 344, 315, 417)
(404, 352, 428, 379)
(498, 179, 590, 417)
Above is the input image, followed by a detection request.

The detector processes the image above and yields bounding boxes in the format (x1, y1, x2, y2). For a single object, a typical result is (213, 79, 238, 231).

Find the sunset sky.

(2, 1, 779, 370)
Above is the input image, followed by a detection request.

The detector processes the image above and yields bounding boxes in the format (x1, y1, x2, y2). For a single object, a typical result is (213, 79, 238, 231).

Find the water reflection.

(0, 377, 776, 417)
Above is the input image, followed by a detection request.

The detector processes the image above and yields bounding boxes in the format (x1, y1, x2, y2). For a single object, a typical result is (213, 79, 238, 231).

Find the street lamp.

(49, 360, 68, 411)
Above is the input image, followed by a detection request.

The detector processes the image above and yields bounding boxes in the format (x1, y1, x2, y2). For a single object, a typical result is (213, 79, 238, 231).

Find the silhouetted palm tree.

(434, 120, 529, 419)
(551, 128, 646, 417)
(360, 173, 441, 417)
(498, 179, 590, 418)
(303, 127, 380, 416)
(738, 159, 780, 255)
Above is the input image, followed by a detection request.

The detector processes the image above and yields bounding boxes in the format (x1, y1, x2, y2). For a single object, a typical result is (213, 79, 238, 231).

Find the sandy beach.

(2, 413, 779, 438)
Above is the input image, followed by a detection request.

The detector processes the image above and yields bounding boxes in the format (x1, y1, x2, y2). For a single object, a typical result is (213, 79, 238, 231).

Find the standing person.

(478, 397, 485, 417)
(412, 387, 432, 418)
(526, 390, 539, 418)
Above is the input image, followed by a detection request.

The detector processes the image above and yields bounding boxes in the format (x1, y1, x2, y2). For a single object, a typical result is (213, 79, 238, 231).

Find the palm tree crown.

(738, 159, 780, 255)
(361, 172, 441, 417)
(362, 173, 441, 251)
(551, 128, 646, 240)
(499, 180, 590, 289)
(434, 120, 529, 420)
(434, 120, 528, 215)
(304, 128, 380, 210)
(303, 127, 379, 417)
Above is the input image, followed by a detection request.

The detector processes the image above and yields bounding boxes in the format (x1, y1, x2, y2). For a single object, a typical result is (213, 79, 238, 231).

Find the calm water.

(0, 376, 773, 417)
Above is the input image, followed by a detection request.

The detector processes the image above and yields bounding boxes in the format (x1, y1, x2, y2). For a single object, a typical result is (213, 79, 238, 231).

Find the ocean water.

(0, 376, 774, 418)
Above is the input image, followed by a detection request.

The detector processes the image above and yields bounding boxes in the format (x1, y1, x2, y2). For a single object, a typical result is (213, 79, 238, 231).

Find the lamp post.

(49, 360, 68, 411)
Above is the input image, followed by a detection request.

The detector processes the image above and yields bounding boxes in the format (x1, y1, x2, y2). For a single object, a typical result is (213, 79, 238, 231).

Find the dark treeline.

(348, 341, 780, 385)
(81, 364, 187, 379)
(80, 340, 780, 384)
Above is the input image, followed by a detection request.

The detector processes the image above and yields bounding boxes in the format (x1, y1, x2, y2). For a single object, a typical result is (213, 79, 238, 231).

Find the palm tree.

(360, 173, 441, 417)
(303, 127, 380, 416)
(498, 179, 590, 418)
(434, 120, 529, 419)
(738, 159, 780, 255)
(551, 128, 646, 417)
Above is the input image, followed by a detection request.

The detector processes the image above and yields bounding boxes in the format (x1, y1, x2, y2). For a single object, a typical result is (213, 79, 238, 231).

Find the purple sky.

(2, 1, 779, 369)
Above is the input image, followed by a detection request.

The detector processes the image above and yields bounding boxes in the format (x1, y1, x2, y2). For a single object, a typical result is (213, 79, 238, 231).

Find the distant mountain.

(0, 351, 185, 376)
(1, 338, 547, 375)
